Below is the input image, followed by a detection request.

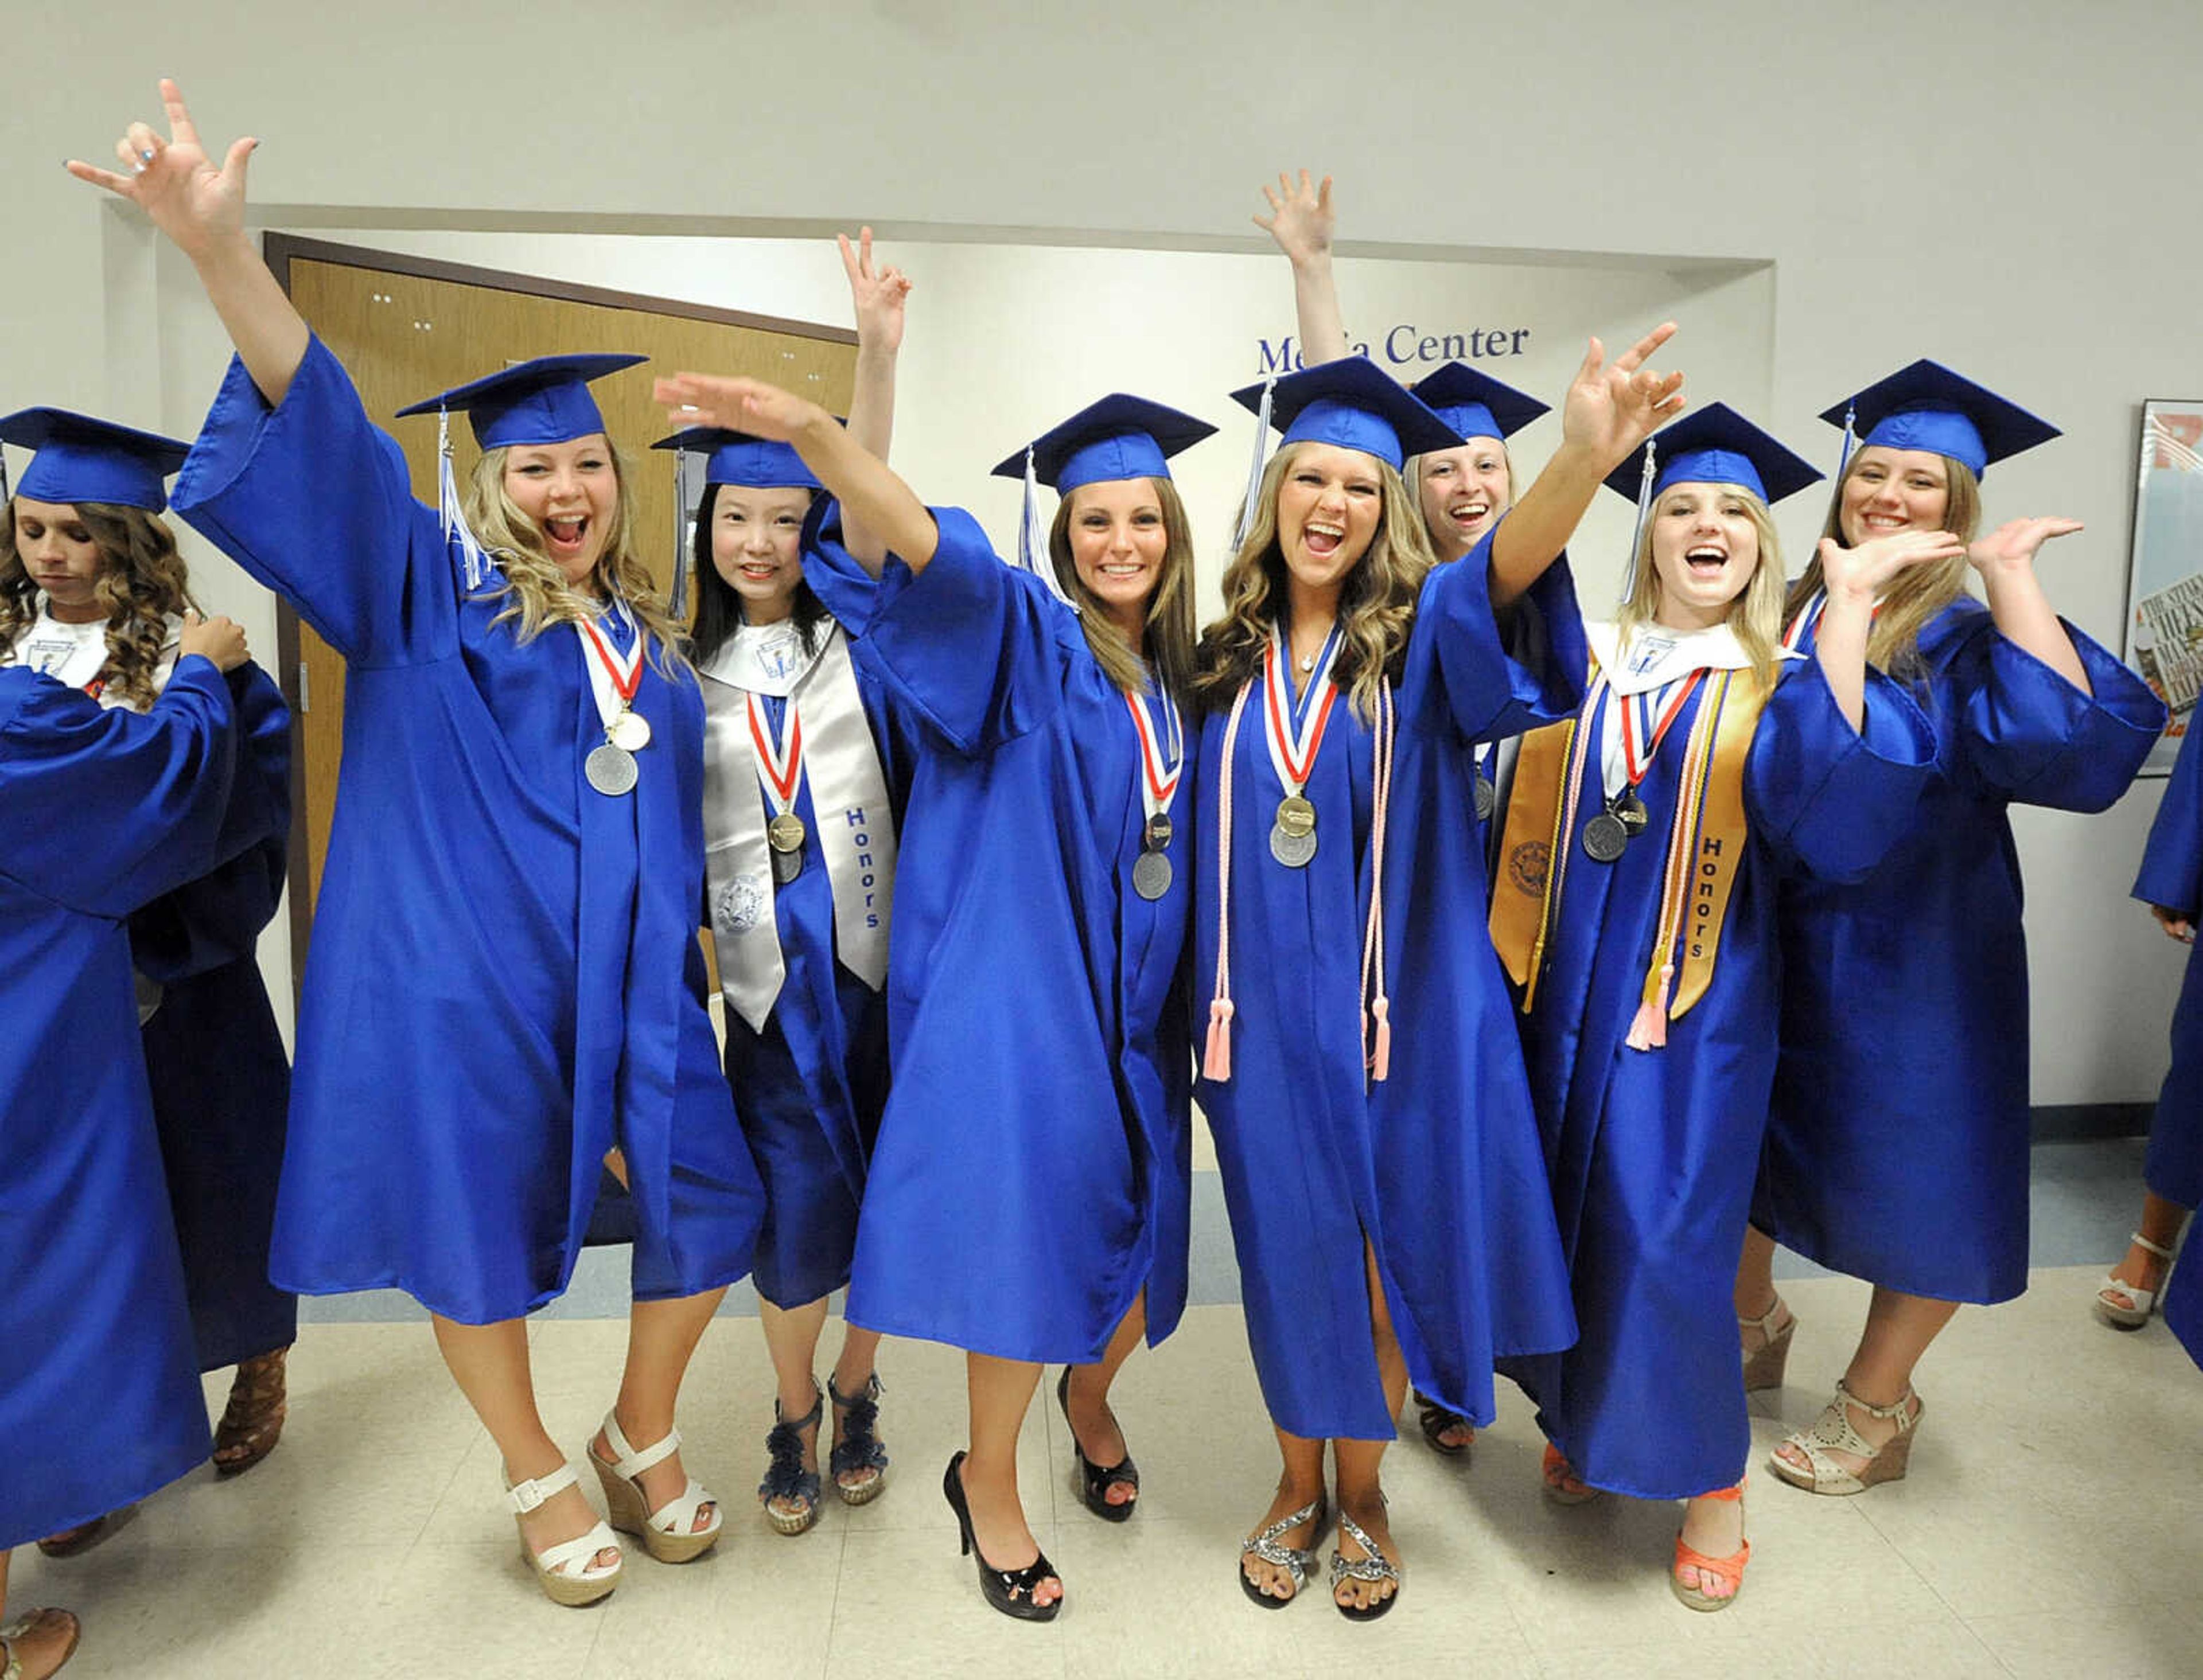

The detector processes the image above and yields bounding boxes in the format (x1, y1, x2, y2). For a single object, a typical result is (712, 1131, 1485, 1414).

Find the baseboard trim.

(2031, 1102, 2153, 1143)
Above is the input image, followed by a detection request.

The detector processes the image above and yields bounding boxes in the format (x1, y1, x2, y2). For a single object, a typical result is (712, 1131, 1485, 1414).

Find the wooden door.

(270, 237, 857, 982)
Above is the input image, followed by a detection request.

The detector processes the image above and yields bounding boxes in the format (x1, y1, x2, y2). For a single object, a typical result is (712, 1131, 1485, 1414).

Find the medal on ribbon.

(1263, 622, 1342, 868)
(749, 691, 808, 885)
(577, 602, 648, 796)
(1124, 684, 1185, 901)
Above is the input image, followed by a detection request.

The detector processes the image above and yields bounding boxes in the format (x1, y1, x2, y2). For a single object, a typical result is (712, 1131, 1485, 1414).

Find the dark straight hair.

(688, 481, 834, 665)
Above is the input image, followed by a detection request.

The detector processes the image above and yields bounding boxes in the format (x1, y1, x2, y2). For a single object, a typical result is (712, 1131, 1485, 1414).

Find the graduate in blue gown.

(653, 364, 1212, 1621)
(2100, 716, 2203, 1330)
(0, 598, 251, 1667)
(1731, 361, 2165, 1496)
(1189, 342, 1674, 1619)
(0, 411, 296, 1557)
(675, 223, 918, 1542)
(73, 81, 764, 1605)
(1490, 406, 1937, 1612)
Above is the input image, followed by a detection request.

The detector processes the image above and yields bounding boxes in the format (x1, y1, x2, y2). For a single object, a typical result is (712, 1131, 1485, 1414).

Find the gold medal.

(1275, 795, 1317, 839)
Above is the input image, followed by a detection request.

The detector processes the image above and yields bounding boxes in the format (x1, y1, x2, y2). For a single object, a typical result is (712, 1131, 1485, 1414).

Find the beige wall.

(6, 0, 2194, 1097)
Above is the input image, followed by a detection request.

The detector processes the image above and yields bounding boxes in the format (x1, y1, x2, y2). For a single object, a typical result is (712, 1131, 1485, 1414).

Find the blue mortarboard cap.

(1602, 402, 1823, 507)
(1407, 362, 1550, 446)
(1819, 359, 2058, 478)
(989, 394, 1217, 493)
(0, 408, 191, 512)
(395, 353, 647, 449)
(651, 426, 820, 492)
(1231, 356, 1461, 471)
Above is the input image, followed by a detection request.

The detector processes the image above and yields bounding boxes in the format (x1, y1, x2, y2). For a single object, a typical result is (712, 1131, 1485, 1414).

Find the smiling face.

(707, 484, 813, 625)
(1416, 439, 1511, 557)
(1275, 442, 1384, 599)
(11, 497, 108, 623)
(1838, 445, 1951, 545)
(1647, 481, 1764, 632)
(500, 434, 619, 587)
(1062, 477, 1168, 632)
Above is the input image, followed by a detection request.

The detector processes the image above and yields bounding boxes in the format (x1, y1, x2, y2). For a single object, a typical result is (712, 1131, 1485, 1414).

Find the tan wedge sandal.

(590, 1413, 723, 1563)
(1739, 1298, 1794, 1393)
(1770, 1379, 1921, 1495)
(504, 1463, 622, 1607)
(0, 1609, 80, 1680)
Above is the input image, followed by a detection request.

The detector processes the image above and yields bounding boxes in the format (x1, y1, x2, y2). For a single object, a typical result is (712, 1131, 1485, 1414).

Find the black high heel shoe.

(941, 1452, 1062, 1622)
(1054, 1367, 1138, 1522)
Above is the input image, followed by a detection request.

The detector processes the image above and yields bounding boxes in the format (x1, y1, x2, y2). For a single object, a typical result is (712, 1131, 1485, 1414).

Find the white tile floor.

(13, 1264, 2202, 1679)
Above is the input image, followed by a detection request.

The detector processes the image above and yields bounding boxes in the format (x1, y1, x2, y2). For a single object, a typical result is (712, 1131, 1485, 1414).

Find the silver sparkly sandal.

(1329, 1509, 1402, 1622)
(1238, 1495, 1328, 1608)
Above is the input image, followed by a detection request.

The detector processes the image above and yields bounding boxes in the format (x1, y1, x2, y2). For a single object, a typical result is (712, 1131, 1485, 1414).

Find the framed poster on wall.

(2124, 399, 2203, 775)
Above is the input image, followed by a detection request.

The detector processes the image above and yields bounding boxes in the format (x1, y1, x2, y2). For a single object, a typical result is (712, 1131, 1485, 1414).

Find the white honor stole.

(1586, 620, 1798, 797)
(699, 621, 896, 1031)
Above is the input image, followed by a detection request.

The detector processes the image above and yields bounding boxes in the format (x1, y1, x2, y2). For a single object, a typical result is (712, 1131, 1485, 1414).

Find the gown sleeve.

(171, 334, 456, 665)
(1747, 656, 1937, 884)
(129, 662, 292, 983)
(1944, 612, 2165, 812)
(803, 500, 1072, 757)
(2135, 715, 2203, 916)
(0, 658, 240, 918)
(1403, 525, 1589, 744)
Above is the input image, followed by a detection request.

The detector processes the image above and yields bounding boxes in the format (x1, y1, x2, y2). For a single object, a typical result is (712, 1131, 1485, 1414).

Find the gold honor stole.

(1489, 658, 1773, 1043)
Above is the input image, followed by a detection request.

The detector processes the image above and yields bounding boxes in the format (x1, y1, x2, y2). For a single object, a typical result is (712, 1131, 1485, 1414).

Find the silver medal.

(1473, 773, 1497, 821)
(1270, 823, 1318, 868)
(1582, 810, 1629, 863)
(586, 742, 638, 797)
(609, 709, 652, 751)
(1132, 849, 1173, 901)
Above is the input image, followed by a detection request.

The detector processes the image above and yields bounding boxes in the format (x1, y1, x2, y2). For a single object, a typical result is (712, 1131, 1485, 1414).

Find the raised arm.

(836, 227, 913, 567)
(1970, 516, 2092, 695)
(69, 79, 308, 408)
(1254, 170, 1349, 365)
(1811, 529, 1968, 729)
(656, 375, 936, 575)
(1488, 324, 1685, 607)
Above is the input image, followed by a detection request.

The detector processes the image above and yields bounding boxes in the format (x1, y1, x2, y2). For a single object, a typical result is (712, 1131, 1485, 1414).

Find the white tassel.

(437, 407, 492, 591)
(1020, 445, 1080, 613)
(1838, 401, 1858, 478)
(1234, 375, 1276, 549)
(1620, 434, 1657, 604)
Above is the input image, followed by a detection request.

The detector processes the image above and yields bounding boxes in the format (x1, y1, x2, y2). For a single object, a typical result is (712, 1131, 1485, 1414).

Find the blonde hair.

(1, 497, 196, 710)
(1784, 450, 1983, 676)
(1404, 437, 1518, 551)
(1617, 481, 1787, 684)
(1047, 477, 1200, 702)
(1193, 441, 1437, 724)
(465, 442, 687, 671)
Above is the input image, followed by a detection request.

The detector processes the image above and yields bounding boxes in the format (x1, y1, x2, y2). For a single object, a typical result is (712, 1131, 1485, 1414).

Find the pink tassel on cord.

(1204, 997, 1235, 1081)
(1368, 996, 1392, 1082)
(1625, 962, 1677, 1051)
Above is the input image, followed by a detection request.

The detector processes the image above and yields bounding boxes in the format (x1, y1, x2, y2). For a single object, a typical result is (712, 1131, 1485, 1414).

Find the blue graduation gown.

(0, 660, 239, 1548)
(2132, 718, 2203, 1210)
(1505, 658, 1935, 1499)
(133, 661, 299, 1370)
(172, 337, 763, 1323)
(806, 508, 1193, 1363)
(705, 659, 917, 1309)
(1194, 537, 1582, 1443)
(1755, 603, 2163, 1303)
(2166, 1235, 2203, 1371)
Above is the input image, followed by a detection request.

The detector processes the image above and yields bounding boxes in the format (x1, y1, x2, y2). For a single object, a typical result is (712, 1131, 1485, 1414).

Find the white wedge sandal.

(2096, 1232, 2177, 1329)
(590, 1412, 723, 1563)
(504, 1462, 622, 1607)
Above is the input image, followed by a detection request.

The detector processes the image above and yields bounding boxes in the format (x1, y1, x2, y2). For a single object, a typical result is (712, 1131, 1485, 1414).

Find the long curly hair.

(1784, 450, 1983, 677)
(1192, 442, 1435, 723)
(465, 443, 688, 672)
(1048, 476, 1201, 704)
(1616, 482, 1788, 684)
(1, 497, 194, 709)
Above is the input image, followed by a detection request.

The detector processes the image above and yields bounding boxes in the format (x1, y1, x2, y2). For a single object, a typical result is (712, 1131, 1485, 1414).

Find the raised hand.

(839, 228, 912, 354)
(1559, 324, 1684, 470)
(655, 374, 830, 445)
(1818, 529, 1967, 605)
(1967, 515, 2083, 579)
(67, 79, 256, 261)
(1253, 170, 1335, 267)
(177, 607, 249, 673)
